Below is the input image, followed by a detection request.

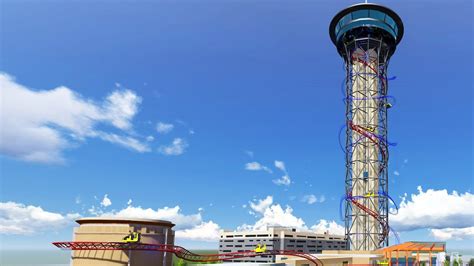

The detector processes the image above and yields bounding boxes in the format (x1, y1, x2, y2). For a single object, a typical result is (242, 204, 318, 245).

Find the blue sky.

(0, 0, 472, 251)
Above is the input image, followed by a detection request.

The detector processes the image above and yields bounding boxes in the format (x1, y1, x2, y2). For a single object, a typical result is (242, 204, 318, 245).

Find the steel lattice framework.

(343, 37, 391, 250)
(53, 242, 323, 266)
(329, 4, 404, 251)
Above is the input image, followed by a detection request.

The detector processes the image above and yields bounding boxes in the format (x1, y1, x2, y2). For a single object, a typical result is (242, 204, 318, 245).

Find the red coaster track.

(53, 242, 323, 266)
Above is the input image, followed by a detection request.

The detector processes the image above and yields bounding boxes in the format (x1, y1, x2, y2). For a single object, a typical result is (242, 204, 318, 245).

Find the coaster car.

(254, 243, 267, 253)
(122, 232, 141, 243)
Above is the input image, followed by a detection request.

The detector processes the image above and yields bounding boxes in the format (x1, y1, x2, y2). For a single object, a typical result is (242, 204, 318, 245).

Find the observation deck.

(329, 3, 404, 57)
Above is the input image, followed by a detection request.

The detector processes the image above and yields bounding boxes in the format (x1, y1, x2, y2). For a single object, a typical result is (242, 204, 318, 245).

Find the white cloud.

(96, 132, 150, 153)
(127, 199, 133, 205)
(240, 204, 306, 231)
(156, 122, 174, 134)
(102, 204, 219, 241)
(245, 162, 272, 173)
(301, 195, 326, 205)
(274, 160, 286, 172)
(146, 135, 154, 142)
(311, 219, 345, 235)
(393, 171, 400, 176)
(158, 138, 188, 156)
(302, 195, 317, 204)
(239, 196, 344, 235)
(0, 73, 148, 163)
(175, 221, 221, 242)
(430, 227, 474, 241)
(103, 89, 141, 131)
(391, 186, 474, 232)
(273, 175, 291, 186)
(104, 205, 202, 230)
(249, 196, 273, 215)
(273, 160, 292, 186)
(0, 202, 79, 235)
(100, 194, 112, 207)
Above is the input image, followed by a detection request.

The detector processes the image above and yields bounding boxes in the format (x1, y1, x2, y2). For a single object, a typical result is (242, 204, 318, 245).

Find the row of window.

(223, 234, 272, 238)
(222, 235, 344, 241)
(222, 244, 275, 248)
(220, 239, 277, 243)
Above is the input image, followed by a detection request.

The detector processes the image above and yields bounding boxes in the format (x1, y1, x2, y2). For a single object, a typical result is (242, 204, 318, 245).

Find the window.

(352, 10, 369, 20)
(297, 240, 306, 243)
(307, 236, 316, 239)
(296, 235, 306, 238)
(289, 240, 295, 243)
(237, 240, 244, 242)
(285, 235, 293, 237)
(297, 245, 303, 248)
(223, 250, 231, 252)
(224, 240, 233, 242)
(245, 235, 256, 237)
(234, 235, 243, 237)
(257, 234, 269, 237)
(226, 235, 233, 238)
(235, 245, 242, 247)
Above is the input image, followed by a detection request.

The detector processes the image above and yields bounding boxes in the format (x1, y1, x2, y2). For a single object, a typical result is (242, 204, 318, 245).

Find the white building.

(219, 226, 347, 263)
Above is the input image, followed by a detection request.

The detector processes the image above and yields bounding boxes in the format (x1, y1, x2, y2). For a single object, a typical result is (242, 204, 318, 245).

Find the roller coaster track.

(53, 242, 323, 266)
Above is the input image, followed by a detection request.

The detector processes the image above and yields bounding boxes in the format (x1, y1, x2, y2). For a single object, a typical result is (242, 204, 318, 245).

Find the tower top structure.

(329, 3, 404, 57)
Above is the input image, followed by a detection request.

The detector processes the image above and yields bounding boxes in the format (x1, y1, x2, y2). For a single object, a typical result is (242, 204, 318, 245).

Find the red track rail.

(53, 242, 323, 266)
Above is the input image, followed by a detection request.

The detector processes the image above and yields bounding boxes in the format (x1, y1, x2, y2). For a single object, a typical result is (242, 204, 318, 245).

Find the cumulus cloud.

(274, 160, 286, 172)
(249, 196, 273, 215)
(0, 73, 148, 163)
(273, 160, 292, 186)
(311, 220, 345, 235)
(240, 204, 306, 231)
(104, 205, 202, 230)
(156, 122, 174, 134)
(301, 195, 325, 205)
(100, 194, 112, 207)
(175, 221, 221, 242)
(102, 204, 219, 241)
(242, 196, 343, 235)
(245, 162, 272, 173)
(273, 175, 291, 186)
(158, 138, 188, 156)
(393, 171, 400, 176)
(430, 227, 474, 241)
(0, 202, 79, 235)
(391, 186, 474, 232)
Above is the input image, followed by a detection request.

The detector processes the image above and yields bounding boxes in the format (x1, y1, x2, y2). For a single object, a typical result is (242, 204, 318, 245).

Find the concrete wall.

(71, 218, 174, 266)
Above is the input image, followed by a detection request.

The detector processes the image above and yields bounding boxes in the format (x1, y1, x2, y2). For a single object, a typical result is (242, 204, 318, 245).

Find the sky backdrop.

(0, 0, 472, 251)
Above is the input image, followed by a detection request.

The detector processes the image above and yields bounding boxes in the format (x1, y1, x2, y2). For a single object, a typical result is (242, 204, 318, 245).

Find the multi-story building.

(219, 226, 347, 263)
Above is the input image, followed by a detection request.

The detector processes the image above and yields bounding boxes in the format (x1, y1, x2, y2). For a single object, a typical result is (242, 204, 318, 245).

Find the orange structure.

(381, 242, 446, 266)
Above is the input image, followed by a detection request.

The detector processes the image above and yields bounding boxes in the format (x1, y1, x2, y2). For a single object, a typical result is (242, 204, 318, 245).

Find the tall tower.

(329, 4, 403, 250)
